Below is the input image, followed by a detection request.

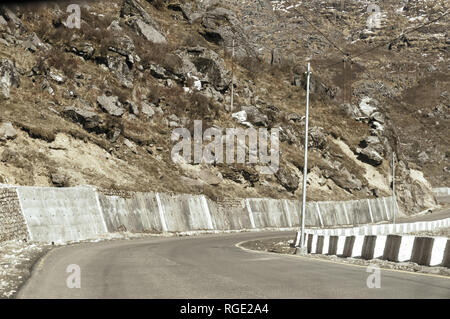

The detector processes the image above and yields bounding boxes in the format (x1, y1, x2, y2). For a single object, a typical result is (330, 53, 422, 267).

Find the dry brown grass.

(37, 48, 80, 79)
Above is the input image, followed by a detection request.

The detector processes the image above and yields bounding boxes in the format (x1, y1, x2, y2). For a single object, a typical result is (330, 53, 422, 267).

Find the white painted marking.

(311, 235, 318, 253)
(337, 236, 346, 255)
(374, 235, 387, 258)
(352, 236, 365, 257)
(383, 197, 390, 220)
(342, 202, 350, 225)
(315, 203, 324, 227)
(155, 193, 168, 232)
(201, 195, 214, 229)
(367, 199, 374, 223)
(245, 199, 256, 229)
(430, 237, 447, 266)
(398, 236, 415, 262)
(282, 199, 292, 227)
(92, 187, 109, 234)
(323, 236, 330, 254)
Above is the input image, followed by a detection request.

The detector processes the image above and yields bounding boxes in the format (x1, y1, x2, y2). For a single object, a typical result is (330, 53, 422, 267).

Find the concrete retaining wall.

(97, 192, 162, 233)
(303, 233, 449, 267)
(433, 188, 450, 197)
(0, 183, 404, 243)
(16, 186, 108, 243)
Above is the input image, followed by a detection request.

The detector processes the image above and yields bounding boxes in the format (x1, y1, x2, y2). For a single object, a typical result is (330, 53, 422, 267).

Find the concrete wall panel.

(17, 186, 107, 243)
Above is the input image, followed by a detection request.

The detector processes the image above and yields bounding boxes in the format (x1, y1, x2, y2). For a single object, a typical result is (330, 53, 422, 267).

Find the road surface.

(17, 231, 450, 299)
(396, 195, 450, 223)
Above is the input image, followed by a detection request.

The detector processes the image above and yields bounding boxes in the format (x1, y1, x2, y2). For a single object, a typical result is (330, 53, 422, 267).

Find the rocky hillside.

(0, 0, 446, 214)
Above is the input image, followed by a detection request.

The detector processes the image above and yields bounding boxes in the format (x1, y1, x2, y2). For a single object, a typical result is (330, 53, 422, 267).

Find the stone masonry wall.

(0, 188, 28, 242)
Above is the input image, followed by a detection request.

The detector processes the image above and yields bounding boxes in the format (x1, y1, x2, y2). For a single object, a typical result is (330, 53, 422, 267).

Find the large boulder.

(357, 146, 383, 166)
(0, 122, 17, 140)
(326, 167, 362, 192)
(97, 95, 125, 116)
(129, 17, 167, 44)
(177, 46, 231, 92)
(275, 165, 299, 192)
(395, 163, 437, 215)
(241, 105, 268, 127)
(357, 135, 385, 166)
(62, 106, 101, 131)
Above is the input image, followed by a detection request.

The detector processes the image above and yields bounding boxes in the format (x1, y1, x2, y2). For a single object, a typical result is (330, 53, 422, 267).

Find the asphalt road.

(17, 231, 450, 299)
(396, 195, 450, 223)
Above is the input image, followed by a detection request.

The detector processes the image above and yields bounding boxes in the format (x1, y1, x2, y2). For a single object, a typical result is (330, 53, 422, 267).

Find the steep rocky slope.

(0, 0, 445, 214)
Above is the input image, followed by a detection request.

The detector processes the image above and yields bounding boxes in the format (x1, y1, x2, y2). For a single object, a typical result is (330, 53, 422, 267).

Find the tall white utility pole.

(392, 152, 396, 224)
(230, 39, 235, 112)
(298, 62, 311, 254)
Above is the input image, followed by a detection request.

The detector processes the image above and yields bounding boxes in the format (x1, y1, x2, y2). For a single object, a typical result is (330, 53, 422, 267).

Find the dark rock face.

(327, 168, 362, 193)
(357, 136, 385, 166)
(120, 0, 153, 25)
(69, 42, 95, 60)
(199, 7, 255, 58)
(177, 46, 231, 92)
(275, 165, 299, 192)
(242, 105, 268, 127)
(62, 106, 101, 132)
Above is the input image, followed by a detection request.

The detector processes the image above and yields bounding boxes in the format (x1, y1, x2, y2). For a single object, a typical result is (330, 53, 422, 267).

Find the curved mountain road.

(17, 231, 450, 299)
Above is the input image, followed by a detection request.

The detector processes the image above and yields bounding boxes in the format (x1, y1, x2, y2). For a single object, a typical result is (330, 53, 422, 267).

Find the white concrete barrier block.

(374, 235, 387, 258)
(398, 236, 415, 262)
(295, 231, 301, 247)
(351, 235, 365, 257)
(311, 235, 318, 254)
(430, 237, 447, 266)
(387, 224, 395, 233)
(337, 236, 346, 255)
(343, 229, 351, 236)
(322, 236, 330, 255)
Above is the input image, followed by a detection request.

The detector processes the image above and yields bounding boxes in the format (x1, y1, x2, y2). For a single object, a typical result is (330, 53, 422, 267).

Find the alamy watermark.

(66, 4, 81, 29)
(171, 120, 280, 174)
(366, 264, 381, 288)
(366, 4, 382, 30)
(66, 264, 81, 289)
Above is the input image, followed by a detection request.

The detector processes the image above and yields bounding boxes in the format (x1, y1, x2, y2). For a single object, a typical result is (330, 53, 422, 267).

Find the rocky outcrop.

(97, 95, 125, 117)
(62, 106, 102, 132)
(128, 17, 167, 44)
(177, 46, 231, 92)
(199, 7, 255, 58)
(0, 122, 17, 141)
(275, 165, 299, 192)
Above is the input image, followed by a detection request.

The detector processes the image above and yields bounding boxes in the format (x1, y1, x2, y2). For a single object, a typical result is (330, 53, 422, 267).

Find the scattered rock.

(141, 102, 155, 118)
(124, 138, 137, 153)
(51, 171, 68, 187)
(0, 122, 17, 140)
(62, 106, 101, 131)
(97, 95, 125, 116)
